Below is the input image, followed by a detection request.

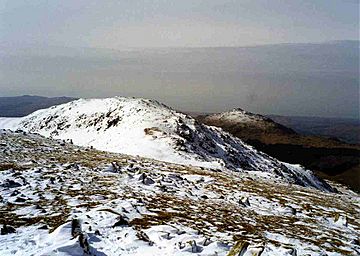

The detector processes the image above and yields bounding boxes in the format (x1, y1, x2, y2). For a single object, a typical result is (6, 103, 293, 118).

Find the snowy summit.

(1, 96, 332, 191)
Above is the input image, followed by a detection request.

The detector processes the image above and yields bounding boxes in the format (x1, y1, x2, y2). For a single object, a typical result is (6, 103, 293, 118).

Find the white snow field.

(0, 97, 333, 191)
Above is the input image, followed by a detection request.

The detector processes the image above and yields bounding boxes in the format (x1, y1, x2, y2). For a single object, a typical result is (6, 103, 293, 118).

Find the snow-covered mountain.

(197, 108, 296, 140)
(0, 97, 333, 191)
(0, 130, 359, 255)
(201, 108, 279, 124)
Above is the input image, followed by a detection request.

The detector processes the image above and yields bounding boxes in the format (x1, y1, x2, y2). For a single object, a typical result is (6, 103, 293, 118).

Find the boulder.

(71, 219, 82, 237)
(227, 241, 250, 256)
(113, 215, 129, 227)
(79, 232, 90, 254)
(136, 230, 154, 246)
(3, 179, 22, 188)
(1, 225, 16, 235)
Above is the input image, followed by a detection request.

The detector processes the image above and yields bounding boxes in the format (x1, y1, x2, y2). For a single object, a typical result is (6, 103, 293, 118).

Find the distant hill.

(0, 95, 77, 117)
(268, 115, 360, 145)
(196, 109, 360, 192)
(196, 108, 297, 144)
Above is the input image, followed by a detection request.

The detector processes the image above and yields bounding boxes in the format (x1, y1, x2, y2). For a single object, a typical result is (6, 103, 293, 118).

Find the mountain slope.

(0, 130, 359, 255)
(0, 95, 77, 117)
(196, 109, 360, 191)
(0, 97, 332, 191)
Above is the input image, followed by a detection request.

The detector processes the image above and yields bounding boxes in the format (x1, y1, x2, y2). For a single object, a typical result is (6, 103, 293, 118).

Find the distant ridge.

(268, 114, 360, 145)
(0, 95, 77, 117)
(196, 109, 360, 191)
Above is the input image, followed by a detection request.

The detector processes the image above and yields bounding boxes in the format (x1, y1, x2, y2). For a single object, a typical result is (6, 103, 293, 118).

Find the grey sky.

(1, 0, 359, 48)
(0, 1, 359, 118)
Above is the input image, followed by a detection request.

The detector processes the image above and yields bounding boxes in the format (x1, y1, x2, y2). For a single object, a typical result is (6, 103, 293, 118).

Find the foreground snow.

(0, 97, 333, 191)
(0, 130, 359, 255)
(1, 219, 230, 256)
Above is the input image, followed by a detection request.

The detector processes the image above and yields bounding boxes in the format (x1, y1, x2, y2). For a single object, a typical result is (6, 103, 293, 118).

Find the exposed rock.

(14, 197, 27, 203)
(203, 238, 212, 246)
(189, 240, 203, 253)
(239, 197, 250, 207)
(333, 212, 348, 226)
(138, 173, 155, 185)
(49, 177, 56, 184)
(289, 248, 297, 256)
(10, 190, 21, 196)
(168, 174, 183, 181)
(3, 179, 22, 188)
(79, 232, 90, 254)
(113, 215, 129, 227)
(289, 206, 297, 215)
(136, 230, 154, 246)
(144, 177, 155, 185)
(138, 173, 146, 182)
(1, 225, 16, 235)
(178, 241, 186, 249)
(110, 162, 121, 172)
(71, 219, 82, 237)
(161, 232, 175, 240)
(227, 241, 250, 256)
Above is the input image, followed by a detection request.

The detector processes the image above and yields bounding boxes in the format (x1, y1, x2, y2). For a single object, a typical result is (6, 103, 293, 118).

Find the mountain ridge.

(0, 95, 77, 117)
(0, 96, 332, 192)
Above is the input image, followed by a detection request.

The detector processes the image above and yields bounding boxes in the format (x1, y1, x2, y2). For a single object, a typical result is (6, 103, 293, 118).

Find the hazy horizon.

(0, 1, 359, 119)
(1, 41, 359, 119)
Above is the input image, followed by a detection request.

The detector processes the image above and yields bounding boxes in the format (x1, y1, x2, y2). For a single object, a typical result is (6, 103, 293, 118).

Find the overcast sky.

(0, 1, 359, 118)
(1, 0, 359, 48)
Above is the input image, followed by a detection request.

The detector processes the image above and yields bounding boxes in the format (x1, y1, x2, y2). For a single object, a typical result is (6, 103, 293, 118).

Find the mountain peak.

(0, 96, 332, 191)
(230, 107, 246, 112)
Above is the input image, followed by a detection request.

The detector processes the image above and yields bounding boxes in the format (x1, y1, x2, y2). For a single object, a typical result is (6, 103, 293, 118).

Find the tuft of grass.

(0, 163, 25, 171)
